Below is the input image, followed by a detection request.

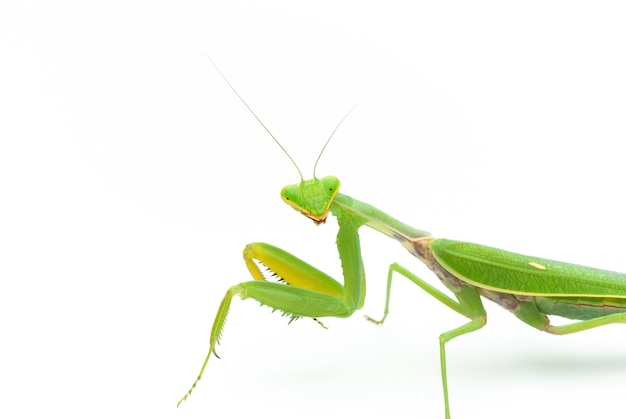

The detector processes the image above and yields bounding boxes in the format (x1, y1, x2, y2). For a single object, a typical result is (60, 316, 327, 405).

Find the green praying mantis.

(178, 63, 626, 418)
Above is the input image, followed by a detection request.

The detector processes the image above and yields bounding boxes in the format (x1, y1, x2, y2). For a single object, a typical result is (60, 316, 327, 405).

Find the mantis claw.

(313, 318, 328, 329)
(364, 314, 386, 325)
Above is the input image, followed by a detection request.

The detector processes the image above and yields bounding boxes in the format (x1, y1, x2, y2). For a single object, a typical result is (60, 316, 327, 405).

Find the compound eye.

(280, 184, 302, 206)
(321, 176, 340, 195)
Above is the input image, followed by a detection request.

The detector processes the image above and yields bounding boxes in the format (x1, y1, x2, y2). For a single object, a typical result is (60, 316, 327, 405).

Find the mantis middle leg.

(367, 262, 487, 419)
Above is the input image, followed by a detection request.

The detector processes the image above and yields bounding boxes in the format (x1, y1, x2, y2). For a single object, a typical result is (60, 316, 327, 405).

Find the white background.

(2, 2, 626, 418)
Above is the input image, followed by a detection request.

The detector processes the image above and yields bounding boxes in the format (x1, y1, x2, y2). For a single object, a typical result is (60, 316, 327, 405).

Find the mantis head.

(281, 176, 340, 225)
(206, 59, 352, 226)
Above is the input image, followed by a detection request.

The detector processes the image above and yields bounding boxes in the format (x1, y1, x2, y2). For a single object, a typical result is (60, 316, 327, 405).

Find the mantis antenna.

(207, 56, 304, 181)
(208, 56, 360, 181)
(312, 102, 361, 179)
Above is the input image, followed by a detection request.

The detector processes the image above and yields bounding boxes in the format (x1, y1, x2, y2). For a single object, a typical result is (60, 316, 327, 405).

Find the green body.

(431, 239, 626, 322)
(178, 176, 626, 418)
(433, 239, 626, 298)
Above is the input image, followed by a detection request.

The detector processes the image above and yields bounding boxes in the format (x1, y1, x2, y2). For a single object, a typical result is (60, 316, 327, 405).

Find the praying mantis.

(178, 62, 626, 418)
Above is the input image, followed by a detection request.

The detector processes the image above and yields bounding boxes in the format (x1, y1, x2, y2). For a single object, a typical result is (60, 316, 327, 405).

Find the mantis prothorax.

(178, 62, 626, 418)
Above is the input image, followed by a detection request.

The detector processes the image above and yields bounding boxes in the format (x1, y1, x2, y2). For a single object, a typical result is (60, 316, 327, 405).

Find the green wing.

(431, 239, 626, 297)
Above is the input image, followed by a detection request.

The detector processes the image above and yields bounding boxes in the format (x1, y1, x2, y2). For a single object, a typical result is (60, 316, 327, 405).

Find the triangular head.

(280, 176, 340, 225)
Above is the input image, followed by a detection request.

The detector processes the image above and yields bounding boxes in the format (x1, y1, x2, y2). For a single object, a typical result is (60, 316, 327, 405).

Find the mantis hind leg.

(510, 299, 626, 335)
(546, 312, 626, 335)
